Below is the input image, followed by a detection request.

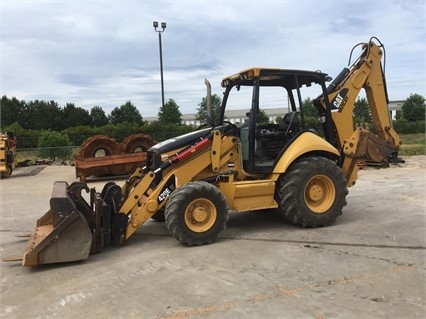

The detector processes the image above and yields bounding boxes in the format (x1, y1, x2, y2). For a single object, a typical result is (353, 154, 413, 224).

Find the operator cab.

(220, 68, 331, 174)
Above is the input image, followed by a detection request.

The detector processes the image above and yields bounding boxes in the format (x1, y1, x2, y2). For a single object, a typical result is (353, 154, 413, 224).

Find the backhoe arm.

(319, 38, 401, 186)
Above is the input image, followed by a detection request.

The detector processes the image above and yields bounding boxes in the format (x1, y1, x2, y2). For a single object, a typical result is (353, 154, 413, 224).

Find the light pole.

(153, 21, 166, 110)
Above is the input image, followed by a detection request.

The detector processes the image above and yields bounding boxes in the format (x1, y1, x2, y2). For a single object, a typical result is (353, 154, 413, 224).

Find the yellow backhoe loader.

(7, 37, 401, 266)
(0, 132, 16, 176)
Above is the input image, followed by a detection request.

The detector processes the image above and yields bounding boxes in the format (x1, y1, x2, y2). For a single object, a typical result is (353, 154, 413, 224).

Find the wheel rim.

(304, 174, 335, 214)
(132, 146, 145, 153)
(94, 148, 108, 157)
(184, 198, 217, 232)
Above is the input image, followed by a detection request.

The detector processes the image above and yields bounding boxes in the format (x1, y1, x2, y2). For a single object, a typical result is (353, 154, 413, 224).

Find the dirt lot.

(0, 156, 425, 318)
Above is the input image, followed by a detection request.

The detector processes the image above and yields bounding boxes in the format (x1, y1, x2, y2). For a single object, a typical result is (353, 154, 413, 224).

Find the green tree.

(1, 96, 27, 128)
(105, 122, 144, 140)
(195, 94, 222, 125)
(353, 97, 372, 123)
(62, 103, 92, 128)
(109, 101, 143, 125)
(301, 97, 317, 117)
(299, 98, 322, 133)
(258, 109, 270, 124)
(25, 100, 62, 130)
(63, 125, 100, 146)
(38, 130, 72, 159)
(401, 93, 425, 121)
(158, 99, 182, 125)
(90, 106, 109, 127)
(3, 122, 26, 137)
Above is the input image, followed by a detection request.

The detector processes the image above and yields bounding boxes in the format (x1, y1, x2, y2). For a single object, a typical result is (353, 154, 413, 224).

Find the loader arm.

(14, 128, 239, 266)
(119, 129, 239, 240)
(317, 38, 401, 186)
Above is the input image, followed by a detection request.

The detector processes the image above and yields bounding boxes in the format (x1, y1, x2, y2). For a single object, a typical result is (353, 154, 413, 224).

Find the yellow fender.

(273, 131, 340, 176)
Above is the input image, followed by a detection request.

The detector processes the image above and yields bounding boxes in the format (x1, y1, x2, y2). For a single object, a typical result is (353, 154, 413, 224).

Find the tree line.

(0, 94, 222, 148)
(0, 94, 223, 130)
(300, 93, 425, 135)
(1, 93, 424, 150)
(1, 96, 145, 130)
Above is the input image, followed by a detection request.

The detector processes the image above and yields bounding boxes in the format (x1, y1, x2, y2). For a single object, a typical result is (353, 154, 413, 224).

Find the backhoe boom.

(318, 38, 401, 186)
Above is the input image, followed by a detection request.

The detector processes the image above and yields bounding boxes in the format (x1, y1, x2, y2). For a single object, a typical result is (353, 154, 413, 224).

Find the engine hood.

(149, 127, 212, 154)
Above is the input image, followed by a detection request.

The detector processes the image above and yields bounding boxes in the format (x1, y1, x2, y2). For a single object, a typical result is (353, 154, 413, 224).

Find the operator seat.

(279, 111, 299, 135)
(256, 111, 299, 160)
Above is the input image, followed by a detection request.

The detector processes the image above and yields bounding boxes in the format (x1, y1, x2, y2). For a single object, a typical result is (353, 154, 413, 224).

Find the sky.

(1, 0, 425, 118)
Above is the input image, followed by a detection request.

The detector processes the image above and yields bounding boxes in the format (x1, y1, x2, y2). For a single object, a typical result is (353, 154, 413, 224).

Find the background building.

(146, 101, 403, 125)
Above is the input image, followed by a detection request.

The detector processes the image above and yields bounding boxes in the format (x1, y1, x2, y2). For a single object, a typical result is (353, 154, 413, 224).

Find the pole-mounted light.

(153, 21, 166, 110)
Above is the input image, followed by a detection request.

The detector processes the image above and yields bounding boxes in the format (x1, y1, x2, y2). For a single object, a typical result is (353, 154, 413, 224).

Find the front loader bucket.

(22, 210, 92, 266)
(22, 181, 95, 266)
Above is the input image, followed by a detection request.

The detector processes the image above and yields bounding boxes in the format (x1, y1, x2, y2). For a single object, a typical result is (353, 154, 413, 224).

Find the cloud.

(1, 0, 425, 118)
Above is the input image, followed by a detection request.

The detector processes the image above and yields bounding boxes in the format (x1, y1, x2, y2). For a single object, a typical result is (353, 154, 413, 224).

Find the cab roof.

(221, 67, 329, 90)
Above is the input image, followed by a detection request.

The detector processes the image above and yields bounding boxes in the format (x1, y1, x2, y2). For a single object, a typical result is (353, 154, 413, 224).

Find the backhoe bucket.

(356, 130, 399, 163)
(22, 181, 96, 266)
(344, 128, 400, 164)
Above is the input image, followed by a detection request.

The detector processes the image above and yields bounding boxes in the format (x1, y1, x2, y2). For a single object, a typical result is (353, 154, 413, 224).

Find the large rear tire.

(165, 181, 229, 245)
(275, 156, 348, 227)
(121, 134, 155, 153)
(79, 135, 119, 158)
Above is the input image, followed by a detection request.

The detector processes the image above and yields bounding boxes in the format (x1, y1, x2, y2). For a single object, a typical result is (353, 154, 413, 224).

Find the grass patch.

(15, 149, 39, 164)
(15, 147, 79, 164)
(399, 133, 425, 155)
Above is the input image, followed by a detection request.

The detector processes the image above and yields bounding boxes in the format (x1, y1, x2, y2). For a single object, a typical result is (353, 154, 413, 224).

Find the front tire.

(275, 156, 348, 227)
(7, 164, 13, 175)
(151, 209, 165, 222)
(165, 181, 229, 246)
